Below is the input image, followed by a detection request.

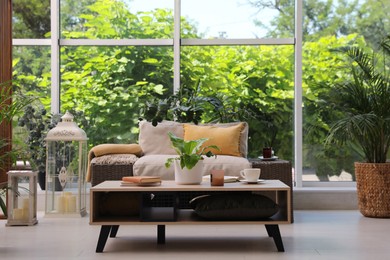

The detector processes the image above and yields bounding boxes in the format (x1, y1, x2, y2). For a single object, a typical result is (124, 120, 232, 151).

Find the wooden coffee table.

(90, 180, 291, 252)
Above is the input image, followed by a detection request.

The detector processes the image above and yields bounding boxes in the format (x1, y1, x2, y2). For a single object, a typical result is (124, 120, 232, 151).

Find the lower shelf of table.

(90, 208, 290, 225)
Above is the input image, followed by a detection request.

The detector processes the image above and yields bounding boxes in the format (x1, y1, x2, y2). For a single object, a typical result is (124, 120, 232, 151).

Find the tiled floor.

(1, 210, 389, 260)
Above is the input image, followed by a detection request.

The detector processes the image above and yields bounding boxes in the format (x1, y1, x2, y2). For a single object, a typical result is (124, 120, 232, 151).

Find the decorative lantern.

(6, 170, 38, 226)
(45, 111, 88, 217)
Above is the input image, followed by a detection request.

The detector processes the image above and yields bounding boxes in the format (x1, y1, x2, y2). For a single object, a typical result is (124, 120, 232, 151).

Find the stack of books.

(121, 176, 162, 186)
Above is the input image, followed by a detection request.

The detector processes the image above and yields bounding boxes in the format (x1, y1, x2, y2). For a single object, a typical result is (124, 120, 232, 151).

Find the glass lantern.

(6, 170, 38, 226)
(45, 111, 88, 217)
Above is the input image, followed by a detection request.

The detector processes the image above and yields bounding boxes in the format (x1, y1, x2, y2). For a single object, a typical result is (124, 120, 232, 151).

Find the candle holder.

(45, 111, 88, 217)
(6, 170, 38, 226)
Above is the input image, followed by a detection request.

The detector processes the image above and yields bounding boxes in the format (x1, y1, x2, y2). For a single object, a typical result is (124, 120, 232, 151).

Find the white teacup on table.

(240, 168, 261, 183)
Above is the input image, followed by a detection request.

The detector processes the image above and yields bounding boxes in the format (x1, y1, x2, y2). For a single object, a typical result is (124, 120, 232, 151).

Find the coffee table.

(90, 180, 291, 252)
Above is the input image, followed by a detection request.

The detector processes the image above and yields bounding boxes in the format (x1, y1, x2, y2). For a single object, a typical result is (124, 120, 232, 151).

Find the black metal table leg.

(265, 224, 285, 252)
(110, 225, 119, 237)
(157, 225, 166, 244)
(96, 225, 112, 253)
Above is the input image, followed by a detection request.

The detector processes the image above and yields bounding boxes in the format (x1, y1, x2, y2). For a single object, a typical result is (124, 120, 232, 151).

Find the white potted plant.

(165, 132, 220, 184)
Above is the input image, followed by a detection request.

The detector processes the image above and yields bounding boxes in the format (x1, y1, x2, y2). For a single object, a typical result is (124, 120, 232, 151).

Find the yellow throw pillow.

(183, 123, 245, 157)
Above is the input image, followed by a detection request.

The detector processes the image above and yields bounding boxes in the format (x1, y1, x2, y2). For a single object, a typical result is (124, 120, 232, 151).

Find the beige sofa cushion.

(133, 154, 176, 180)
(138, 120, 249, 157)
(138, 120, 184, 155)
(133, 154, 251, 179)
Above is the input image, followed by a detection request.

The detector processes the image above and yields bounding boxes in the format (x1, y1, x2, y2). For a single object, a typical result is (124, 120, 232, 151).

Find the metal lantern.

(6, 170, 38, 226)
(45, 111, 88, 217)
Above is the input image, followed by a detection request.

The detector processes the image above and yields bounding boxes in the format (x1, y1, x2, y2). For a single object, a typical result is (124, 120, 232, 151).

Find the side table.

(250, 158, 294, 222)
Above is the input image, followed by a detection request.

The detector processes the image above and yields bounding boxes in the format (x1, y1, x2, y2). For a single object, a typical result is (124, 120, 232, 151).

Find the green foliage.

(18, 105, 62, 174)
(165, 132, 220, 170)
(326, 36, 390, 163)
(12, 0, 387, 180)
(0, 81, 35, 217)
(0, 81, 36, 171)
(248, 0, 390, 48)
(139, 79, 227, 126)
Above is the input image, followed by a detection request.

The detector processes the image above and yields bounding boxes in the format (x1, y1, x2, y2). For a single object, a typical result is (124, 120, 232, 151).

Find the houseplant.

(18, 105, 61, 190)
(165, 132, 220, 184)
(326, 35, 390, 217)
(0, 81, 35, 217)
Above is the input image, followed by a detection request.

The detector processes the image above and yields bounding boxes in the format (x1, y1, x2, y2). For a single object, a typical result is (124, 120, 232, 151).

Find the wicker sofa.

(88, 120, 293, 188)
(87, 120, 294, 219)
(88, 120, 251, 185)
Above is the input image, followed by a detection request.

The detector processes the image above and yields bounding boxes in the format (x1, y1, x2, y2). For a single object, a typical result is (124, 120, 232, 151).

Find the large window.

(12, 0, 388, 185)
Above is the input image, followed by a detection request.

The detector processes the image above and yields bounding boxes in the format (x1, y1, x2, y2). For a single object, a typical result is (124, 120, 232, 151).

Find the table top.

(91, 180, 290, 192)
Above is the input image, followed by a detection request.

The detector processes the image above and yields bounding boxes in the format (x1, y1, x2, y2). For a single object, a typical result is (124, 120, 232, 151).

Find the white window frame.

(14, 0, 357, 188)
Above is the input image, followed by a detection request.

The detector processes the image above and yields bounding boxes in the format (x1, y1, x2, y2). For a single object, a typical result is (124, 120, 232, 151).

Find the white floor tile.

(1, 210, 389, 259)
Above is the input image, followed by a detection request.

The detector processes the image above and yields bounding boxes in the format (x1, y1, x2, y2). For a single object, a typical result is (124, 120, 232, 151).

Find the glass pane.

(12, 46, 51, 171)
(182, 0, 293, 39)
(181, 45, 294, 161)
(60, 46, 173, 146)
(12, 0, 51, 38)
(60, 0, 174, 39)
(302, 0, 390, 182)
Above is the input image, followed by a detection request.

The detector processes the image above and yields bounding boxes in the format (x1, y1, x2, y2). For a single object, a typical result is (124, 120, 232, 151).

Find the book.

(122, 176, 161, 184)
(202, 175, 239, 183)
(120, 181, 161, 187)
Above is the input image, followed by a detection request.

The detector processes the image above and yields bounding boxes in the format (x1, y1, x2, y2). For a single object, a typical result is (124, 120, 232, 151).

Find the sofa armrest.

(90, 154, 139, 186)
(87, 143, 143, 185)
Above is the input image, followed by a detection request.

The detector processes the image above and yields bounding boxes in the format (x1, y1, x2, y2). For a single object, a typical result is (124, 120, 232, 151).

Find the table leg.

(157, 225, 165, 244)
(96, 225, 112, 253)
(110, 225, 119, 237)
(264, 224, 285, 252)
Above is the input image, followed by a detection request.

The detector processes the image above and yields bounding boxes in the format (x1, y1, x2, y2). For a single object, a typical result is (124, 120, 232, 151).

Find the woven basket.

(355, 162, 390, 218)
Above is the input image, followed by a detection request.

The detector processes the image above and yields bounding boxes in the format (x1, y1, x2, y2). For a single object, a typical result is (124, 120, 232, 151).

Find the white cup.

(240, 168, 261, 182)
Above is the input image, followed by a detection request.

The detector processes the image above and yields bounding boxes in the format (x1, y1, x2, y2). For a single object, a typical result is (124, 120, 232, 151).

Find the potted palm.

(165, 132, 220, 184)
(0, 81, 35, 217)
(326, 36, 390, 217)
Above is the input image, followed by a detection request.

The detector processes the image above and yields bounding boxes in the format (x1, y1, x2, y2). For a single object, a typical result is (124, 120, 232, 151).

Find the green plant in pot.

(0, 81, 35, 217)
(165, 132, 220, 184)
(18, 105, 62, 191)
(326, 35, 390, 217)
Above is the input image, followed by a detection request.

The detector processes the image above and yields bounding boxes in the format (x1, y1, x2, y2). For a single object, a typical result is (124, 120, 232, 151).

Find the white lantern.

(6, 170, 38, 226)
(45, 111, 88, 217)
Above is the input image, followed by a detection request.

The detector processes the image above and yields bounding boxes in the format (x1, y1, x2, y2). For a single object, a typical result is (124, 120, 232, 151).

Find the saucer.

(239, 179, 266, 184)
(258, 156, 278, 161)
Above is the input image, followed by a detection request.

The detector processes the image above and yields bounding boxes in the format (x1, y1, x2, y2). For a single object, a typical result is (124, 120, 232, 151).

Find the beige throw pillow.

(138, 120, 184, 155)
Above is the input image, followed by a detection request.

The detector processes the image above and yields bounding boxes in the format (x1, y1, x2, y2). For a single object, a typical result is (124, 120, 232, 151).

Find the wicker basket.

(355, 162, 390, 218)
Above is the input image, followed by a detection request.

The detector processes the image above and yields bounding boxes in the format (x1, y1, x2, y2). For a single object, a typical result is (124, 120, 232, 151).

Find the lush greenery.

(10, 0, 390, 180)
(165, 132, 220, 170)
(0, 81, 35, 216)
(326, 36, 390, 163)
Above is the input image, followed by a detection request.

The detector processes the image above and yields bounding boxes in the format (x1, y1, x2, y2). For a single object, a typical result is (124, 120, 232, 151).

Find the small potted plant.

(165, 132, 220, 184)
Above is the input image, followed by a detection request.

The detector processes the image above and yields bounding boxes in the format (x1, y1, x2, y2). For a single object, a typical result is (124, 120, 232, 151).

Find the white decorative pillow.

(138, 120, 184, 155)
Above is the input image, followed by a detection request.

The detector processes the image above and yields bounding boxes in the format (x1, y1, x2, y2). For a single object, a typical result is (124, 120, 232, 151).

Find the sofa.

(87, 120, 294, 220)
(87, 120, 252, 186)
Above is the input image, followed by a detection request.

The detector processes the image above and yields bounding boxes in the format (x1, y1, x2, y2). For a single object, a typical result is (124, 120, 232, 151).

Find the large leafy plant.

(165, 132, 220, 170)
(326, 36, 390, 163)
(0, 81, 35, 216)
(139, 79, 225, 126)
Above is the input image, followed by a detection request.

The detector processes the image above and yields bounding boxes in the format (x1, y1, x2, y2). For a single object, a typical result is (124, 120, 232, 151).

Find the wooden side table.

(250, 159, 294, 222)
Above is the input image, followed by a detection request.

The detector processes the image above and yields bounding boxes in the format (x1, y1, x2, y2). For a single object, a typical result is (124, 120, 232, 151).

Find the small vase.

(174, 160, 204, 184)
(263, 147, 273, 158)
